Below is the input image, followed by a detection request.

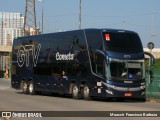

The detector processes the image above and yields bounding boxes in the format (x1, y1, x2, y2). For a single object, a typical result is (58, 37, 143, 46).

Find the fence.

(146, 68, 160, 99)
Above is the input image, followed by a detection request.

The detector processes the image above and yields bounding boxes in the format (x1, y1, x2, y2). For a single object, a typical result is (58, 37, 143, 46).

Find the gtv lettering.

(17, 44, 41, 67)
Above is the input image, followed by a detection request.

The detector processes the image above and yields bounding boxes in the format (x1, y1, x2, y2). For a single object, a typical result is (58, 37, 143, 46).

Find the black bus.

(11, 29, 154, 100)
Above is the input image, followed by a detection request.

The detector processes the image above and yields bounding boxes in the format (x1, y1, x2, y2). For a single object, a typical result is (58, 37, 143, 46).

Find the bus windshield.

(109, 59, 144, 80)
(102, 31, 143, 54)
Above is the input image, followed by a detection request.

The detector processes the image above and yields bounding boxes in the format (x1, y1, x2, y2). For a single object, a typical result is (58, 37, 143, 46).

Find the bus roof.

(14, 28, 137, 40)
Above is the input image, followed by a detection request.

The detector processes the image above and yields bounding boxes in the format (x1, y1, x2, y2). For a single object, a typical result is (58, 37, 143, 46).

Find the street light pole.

(79, 0, 82, 29)
(151, 11, 155, 36)
(42, 0, 44, 34)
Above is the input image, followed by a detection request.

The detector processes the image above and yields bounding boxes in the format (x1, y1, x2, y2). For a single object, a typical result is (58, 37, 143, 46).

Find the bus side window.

(76, 64, 88, 76)
(94, 53, 105, 78)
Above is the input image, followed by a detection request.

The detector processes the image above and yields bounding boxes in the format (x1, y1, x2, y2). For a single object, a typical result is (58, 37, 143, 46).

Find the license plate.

(124, 93, 132, 97)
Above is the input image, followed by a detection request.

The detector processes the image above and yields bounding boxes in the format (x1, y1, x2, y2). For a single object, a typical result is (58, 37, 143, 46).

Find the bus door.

(51, 63, 67, 93)
(90, 50, 107, 97)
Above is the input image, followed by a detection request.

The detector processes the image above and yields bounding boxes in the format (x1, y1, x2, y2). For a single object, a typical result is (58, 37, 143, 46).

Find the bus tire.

(139, 98, 146, 102)
(28, 81, 36, 95)
(82, 84, 91, 100)
(23, 81, 28, 94)
(72, 84, 81, 99)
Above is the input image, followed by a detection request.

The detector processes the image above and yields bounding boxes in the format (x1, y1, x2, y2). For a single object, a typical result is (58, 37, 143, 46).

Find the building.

(0, 12, 24, 77)
(0, 12, 24, 46)
(0, 46, 11, 77)
(144, 48, 160, 59)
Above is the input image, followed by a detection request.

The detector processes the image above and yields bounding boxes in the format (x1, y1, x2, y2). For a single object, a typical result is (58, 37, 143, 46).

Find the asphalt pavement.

(0, 78, 11, 90)
(0, 78, 160, 120)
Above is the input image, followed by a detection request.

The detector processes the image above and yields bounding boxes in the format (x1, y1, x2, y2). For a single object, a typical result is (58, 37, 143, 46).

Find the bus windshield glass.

(109, 59, 144, 80)
(102, 31, 143, 54)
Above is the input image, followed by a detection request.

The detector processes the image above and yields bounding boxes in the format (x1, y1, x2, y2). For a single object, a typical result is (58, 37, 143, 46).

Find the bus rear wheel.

(72, 84, 81, 99)
(82, 84, 91, 100)
(28, 81, 36, 95)
(23, 81, 28, 94)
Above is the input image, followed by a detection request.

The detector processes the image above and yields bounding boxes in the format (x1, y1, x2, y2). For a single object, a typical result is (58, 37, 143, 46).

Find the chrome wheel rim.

(83, 85, 89, 98)
(29, 83, 33, 93)
(23, 83, 27, 91)
(73, 85, 78, 97)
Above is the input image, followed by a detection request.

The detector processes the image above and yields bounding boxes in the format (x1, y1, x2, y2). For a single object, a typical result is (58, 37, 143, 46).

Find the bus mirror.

(95, 50, 105, 56)
(95, 50, 106, 62)
(149, 69, 154, 83)
(144, 52, 155, 83)
(106, 54, 109, 65)
(149, 69, 154, 84)
(144, 52, 155, 65)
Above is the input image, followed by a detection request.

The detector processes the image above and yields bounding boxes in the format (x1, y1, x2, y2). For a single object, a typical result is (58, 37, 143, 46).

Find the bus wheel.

(28, 81, 36, 95)
(23, 81, 28, 94)
(72, 84, 81, 99)
(83, 84, 91, 100)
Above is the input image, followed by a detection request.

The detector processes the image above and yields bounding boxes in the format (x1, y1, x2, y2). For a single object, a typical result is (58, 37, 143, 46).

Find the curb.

(146, 98, 160, 103)
(0, 78, 11, 81)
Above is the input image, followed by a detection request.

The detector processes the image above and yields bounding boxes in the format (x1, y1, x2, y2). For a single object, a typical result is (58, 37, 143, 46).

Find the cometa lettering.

(56, 52, 74, 60)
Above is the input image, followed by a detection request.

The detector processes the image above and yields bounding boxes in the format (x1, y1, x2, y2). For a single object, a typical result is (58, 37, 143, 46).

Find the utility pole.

(79, 0, 82, 29)
(42, 0, 44, 34)
(24, 0, 38, 36)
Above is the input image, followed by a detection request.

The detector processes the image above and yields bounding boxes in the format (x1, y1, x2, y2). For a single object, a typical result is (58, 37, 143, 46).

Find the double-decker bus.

(11, 29, 154, 101)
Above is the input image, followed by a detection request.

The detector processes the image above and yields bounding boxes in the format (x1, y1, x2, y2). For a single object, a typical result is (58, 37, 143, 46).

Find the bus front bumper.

(102, 82, 146, 98)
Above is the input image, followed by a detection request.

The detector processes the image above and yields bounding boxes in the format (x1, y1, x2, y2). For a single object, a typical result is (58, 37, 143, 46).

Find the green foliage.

(153, 59, 160, 68)
(145, 58, 160, 69)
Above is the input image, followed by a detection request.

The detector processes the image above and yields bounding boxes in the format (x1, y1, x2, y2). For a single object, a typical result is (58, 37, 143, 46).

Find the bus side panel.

(12, 30, 100, 96)
(29, 30, 90, 94)
(11, 38, 26, 89)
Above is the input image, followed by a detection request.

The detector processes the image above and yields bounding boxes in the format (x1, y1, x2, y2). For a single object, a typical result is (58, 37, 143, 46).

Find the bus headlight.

(106, 90, 113, 95)
(140, 85, 146, 89)
(141, 92, 145, 95)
